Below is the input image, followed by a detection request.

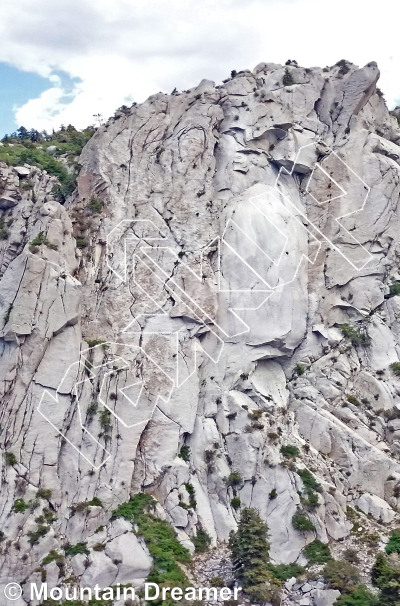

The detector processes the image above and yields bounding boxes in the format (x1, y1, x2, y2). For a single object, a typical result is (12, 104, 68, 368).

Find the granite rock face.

(1, 59, 400, 603)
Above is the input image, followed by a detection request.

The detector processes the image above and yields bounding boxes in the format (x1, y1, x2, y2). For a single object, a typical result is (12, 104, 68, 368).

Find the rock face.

(1, 59, 400, 603)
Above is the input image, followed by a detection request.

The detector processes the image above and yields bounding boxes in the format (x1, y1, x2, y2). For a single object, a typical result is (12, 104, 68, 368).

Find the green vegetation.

(85, 338, 107, 348)
(268, 563, 304, 581)
(386, 529, 400, 555)
(389, 363, 400, 377)
(372, 552, 400, 604)
(295, 363, 306, 375)
(225, 472, 243, 487)
(87, 196, 103, 213)
(192, 528, 212, 553)
(323, 559, 360, 592)
(35, 508, 57, 524)
(72, 497, 103, 512)
(42, 550, 65, 565)
(75, 236, 88, 249)
(297, 468, 321, 510)
(297, 468, 321, 492)
(303, 540, 331, 564)
(1, 125, 95, 203)
(178, 445, 190, 462)
(179, 483, 196, 509)
(29, 232, 58, 253)
(280, 444, 300, 459)
(113, 493, 190, 605)
(13, 498, 30, 513)
(389, 282, 400, 296)
(283, 68, 294, 86)
(99, 410, 112, 430)
(292, 510, 315, 531)
(336, 59, 351, 75)
(335, 585, 379, 606)
(340, 324, 371, 346)
(0, 218, 10, 240)
(28, 525, 49, 545)
(37, 488, 52, 500)
(5, 452, 18, 466)
(229, 507, 281, 605)
(347, 394, 361, 406)
(231, 497, 241, 510)
(64, 542, 89, 556)
(248, 409, 263, 420)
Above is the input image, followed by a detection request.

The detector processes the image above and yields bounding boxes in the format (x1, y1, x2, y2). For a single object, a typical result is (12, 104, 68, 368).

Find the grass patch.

(64, 542, 89, 556)
(280, 445, 300, 458)
(303, 540, 331, 564)
(340, 324, 371, 346)
(113, 493, 190, 605)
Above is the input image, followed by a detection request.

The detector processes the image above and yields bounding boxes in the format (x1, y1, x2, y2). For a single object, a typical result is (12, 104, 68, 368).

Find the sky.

(0, 0, 399, 137)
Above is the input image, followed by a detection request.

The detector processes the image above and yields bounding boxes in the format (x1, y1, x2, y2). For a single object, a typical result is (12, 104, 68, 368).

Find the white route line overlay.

(38, 139, 373, 468)
(37, 343, 174, 470)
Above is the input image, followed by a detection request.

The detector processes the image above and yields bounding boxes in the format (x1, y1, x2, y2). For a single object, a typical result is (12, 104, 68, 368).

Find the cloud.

(0, 0, 399, 131)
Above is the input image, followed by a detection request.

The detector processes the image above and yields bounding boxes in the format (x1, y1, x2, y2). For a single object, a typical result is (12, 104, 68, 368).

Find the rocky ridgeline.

(1, 59, 400, 605)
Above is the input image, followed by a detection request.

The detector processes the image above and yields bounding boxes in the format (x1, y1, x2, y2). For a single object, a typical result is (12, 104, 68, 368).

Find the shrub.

(268, 562, 304, 581)
(0, 219, 9, 240)
(295, 363, 305, 375)
(5, 452, 18, 466)
(28, 525, 49, 545)
(29, 231, 58, 253)
(336, 59, 350, 75)
(113, 492, 190, 597)
(248, 409, 263, 420)
(372, 552, 400, 603)
(229, 507, 281, 604)
(225, 472, 243, 487)
(297, 468, 321, 493)
(335, 585, 379, 606)
(283, 68, 294, 86)
(347, 394, 361, 406)
(42, 550, 64, 565)
(302, 490, 319, 509)
(75, 236, 88, 249)
(303, 540, 331, 564)
(72, 497, 103, 512)
(386, 529, 400, 555)
(343, 548, 360, 564)
(192, 529, 212, 553)
(323, 559, 360, 592)
(64, 542, 89, 556)
(93, 542, 105, 551)
(99, 410, 112, 430)
(13, 498, 30, 513)
(340, 324, 371, 346)
(389, 283, 400, 296)
(231, 497, 241, 510)
(292, 511, 315, 531)
(280, 445, 300, 459)
(37, 488, 52, 500)
(269, 489, 277, 500)
(390, 363, 400, 377)
(178, 445, 190, 462)
(88, 196, 103, 213)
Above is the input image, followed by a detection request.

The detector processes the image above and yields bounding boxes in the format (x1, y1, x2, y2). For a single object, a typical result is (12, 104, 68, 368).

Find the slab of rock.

(356, 492, 395, 523)
(311, 589, 341, 606)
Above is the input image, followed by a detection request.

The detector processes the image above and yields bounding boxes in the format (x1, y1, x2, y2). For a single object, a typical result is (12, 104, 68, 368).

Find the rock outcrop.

(1, 58, 400, 604)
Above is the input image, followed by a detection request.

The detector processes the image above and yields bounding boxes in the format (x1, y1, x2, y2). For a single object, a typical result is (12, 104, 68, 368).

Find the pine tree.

(229, 507, 281, 604)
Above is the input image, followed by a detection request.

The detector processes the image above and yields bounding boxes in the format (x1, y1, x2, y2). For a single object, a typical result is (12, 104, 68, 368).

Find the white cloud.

(0, 0, 399, 131)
